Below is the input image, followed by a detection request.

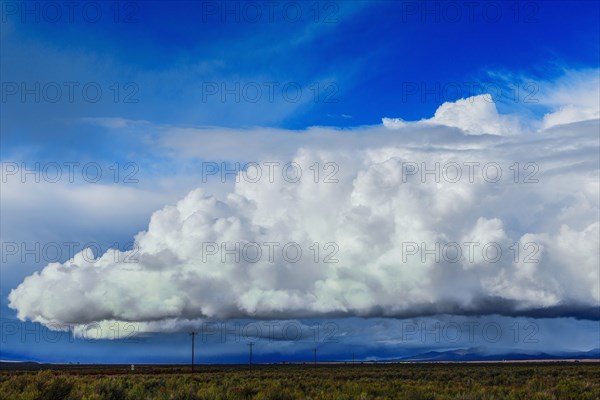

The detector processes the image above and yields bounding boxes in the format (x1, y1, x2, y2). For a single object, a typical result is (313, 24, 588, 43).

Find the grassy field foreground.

(1, 363, 599, 400)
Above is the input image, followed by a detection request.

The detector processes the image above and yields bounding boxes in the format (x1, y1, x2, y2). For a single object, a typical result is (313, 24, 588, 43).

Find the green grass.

(1, 363, 598, 399)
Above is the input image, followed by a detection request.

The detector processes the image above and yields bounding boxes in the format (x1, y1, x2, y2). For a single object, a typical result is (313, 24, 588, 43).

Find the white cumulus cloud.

(8, 94, 600, 333)
(383, 94, 522, 135)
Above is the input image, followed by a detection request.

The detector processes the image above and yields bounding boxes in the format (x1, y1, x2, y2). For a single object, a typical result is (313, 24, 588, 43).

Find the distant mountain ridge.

(396, 347, 600, 362)
(2, 348, 599, 366)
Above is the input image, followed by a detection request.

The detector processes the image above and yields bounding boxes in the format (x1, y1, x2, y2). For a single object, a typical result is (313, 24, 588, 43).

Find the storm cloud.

(9, 94, 600, 334)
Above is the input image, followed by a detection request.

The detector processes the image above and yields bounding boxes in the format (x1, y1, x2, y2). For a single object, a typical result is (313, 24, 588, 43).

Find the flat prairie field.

(1, 362, 599, 400)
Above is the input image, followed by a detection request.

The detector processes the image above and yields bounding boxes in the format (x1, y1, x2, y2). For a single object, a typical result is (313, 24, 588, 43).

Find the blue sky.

(1, 0, 599, 363)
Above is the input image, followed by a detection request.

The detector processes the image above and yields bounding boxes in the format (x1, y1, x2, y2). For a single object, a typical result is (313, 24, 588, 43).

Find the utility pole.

(313, 348, 317, 367)
(248, 343, 255, 368)
(352, 353, 355, 365)
(190, 332, 197, 373)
